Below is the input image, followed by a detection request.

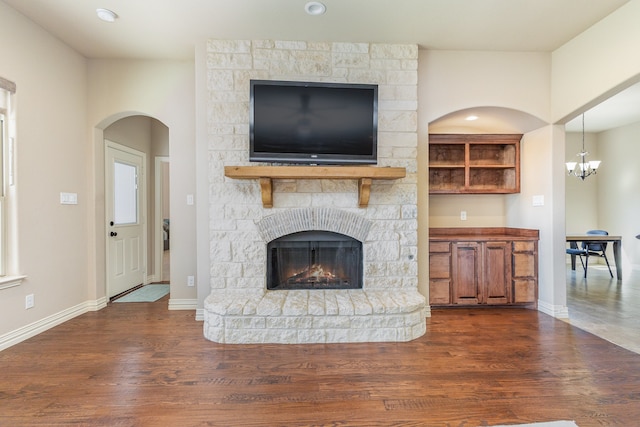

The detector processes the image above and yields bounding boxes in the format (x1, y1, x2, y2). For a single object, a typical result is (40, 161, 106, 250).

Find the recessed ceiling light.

(465, 115, 479, 121)
(96, 8, 118, 23)
(305, 1, 327, 16)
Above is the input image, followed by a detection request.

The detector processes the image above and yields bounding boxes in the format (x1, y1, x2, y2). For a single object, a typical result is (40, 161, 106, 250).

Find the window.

(0, 76, 21, 288)
(0, 112, 4, 276)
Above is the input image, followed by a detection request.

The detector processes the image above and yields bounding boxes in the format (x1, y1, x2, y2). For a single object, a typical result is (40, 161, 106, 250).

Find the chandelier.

(566, 113, 601, 180)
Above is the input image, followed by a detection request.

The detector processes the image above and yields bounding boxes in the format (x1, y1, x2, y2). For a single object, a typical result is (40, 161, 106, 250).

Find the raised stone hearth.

(204, 289, 426, 344)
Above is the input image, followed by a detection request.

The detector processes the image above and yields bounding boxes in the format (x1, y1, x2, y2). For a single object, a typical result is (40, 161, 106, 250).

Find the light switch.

(532, 195, 544, 207)
(60, 192, 78, 205)
(187, 194, 194, 205)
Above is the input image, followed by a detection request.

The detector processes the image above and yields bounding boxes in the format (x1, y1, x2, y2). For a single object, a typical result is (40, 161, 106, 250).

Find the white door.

(105, 141, 146, 298)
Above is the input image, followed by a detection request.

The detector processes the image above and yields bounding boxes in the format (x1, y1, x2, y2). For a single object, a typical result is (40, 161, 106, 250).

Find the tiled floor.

(565, 262, 640, 354)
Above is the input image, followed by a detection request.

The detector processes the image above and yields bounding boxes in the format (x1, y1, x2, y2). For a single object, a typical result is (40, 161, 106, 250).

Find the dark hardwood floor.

(1, 293, 640, 426)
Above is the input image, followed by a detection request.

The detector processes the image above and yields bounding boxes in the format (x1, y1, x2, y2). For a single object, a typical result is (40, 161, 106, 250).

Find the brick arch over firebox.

(255, 208, 372, 243)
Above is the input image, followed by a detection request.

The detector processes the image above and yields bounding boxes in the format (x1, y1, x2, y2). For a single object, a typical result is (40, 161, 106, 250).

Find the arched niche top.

(429, 106, 547, 134)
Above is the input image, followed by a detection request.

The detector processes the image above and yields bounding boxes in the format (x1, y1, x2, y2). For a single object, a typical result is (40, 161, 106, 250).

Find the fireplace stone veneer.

(203, 208, 427, 344)
(203, 40, 423, 344)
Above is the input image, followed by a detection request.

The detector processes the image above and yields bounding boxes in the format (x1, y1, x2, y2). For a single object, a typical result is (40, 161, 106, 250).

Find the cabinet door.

(513, 279, 536, 303)
(429, 242, 451, 305)
(512, 241, 537, 304)
(483, 241, 511, 304)
(452, 242, 481, 304)
(429, 252, 451, 305)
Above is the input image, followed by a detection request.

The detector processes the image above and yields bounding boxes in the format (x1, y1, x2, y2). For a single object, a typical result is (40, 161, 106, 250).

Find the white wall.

(0, 2, 89, 338)
(87, 60, 196, 305)
(552, 0, 640, 122)
(505, 125, 567, 312)
(597, 121, 640, 271)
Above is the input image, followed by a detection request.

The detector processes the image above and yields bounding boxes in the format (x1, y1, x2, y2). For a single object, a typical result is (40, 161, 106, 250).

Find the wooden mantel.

(224, 165, 406, 208)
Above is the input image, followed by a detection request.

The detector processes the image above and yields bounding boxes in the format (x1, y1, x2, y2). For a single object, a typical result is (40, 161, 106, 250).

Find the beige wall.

(417, 49, 572, 313)
(552, 0, 640, 122)
(565, 121, 640, 273)
(87, 60, 196, 305)
(595, 122, 640, 270)
(0, 2, 89, 337)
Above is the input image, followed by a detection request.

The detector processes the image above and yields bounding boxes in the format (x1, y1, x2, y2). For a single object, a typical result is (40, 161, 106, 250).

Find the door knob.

(110, 231, 118, 237)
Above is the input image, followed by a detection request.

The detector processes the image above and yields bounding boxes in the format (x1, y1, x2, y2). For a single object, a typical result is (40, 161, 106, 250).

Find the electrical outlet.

(25, 294, 34, 309)
(187, 275, 195, 286)
(460, 210, 467, 221)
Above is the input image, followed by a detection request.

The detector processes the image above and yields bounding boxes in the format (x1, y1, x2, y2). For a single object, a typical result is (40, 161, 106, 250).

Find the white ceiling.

(3, 0, 638, 132)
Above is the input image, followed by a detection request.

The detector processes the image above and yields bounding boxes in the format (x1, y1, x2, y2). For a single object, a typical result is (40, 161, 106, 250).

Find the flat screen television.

(250, 80, 378, 165)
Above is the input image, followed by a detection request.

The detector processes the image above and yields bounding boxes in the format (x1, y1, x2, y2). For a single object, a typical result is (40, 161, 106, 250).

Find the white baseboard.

(88, 296, 108, 311)
(168, 298, 197, 311)
(0, 298, 106, 352)
(195, 308, 205, 321)
(538, 299, 569, 318)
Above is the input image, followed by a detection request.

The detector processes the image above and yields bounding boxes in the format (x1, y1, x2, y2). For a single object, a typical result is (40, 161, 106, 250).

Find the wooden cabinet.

(429, 228, 538, 308)
(429, 134, 522, 194)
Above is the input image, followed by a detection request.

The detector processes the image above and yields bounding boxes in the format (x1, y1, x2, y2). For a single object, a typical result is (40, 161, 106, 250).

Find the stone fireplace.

(202, 39, 426, 344)
(204, 208, 426, 343)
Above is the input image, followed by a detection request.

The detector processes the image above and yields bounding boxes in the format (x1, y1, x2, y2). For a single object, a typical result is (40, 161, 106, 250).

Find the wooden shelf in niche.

(224, 165, 406, 208)
(429, 134, 522, 194)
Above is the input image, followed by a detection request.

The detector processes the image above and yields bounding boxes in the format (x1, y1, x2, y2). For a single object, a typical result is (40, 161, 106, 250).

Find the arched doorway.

(94, 114, 170, 300)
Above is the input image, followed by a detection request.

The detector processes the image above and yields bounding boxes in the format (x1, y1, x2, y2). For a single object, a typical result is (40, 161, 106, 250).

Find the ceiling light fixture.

(566, 113, 601, 180)
(96, 8, 118, 23)
(465, 115, 479, 121)
(305, 1, 327, 16)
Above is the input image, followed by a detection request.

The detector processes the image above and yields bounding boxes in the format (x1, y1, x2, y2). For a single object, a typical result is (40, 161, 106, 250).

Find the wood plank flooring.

(1, 297, 640, 426)
(565, 263, 640, 354)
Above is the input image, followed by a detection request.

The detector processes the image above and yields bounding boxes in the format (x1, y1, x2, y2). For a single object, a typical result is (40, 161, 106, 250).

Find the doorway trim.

(155, 156, 169, 283)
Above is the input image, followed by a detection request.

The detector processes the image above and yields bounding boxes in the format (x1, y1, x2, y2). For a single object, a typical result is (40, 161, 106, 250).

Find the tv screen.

(250, 80, 378, 165)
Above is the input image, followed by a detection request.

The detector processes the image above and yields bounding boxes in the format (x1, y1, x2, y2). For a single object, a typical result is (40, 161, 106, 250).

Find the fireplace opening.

(267, 231, 363, 290)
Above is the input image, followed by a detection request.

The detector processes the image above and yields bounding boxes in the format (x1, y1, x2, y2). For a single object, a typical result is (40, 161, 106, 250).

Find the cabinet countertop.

(429, 227, 539, 242)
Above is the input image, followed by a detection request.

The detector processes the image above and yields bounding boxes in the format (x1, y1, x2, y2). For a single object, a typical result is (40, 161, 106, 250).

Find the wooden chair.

(566, 230, 613, 278)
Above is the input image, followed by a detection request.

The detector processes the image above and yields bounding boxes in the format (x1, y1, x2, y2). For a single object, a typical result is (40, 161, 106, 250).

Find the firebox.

(267, 231, 363, 290)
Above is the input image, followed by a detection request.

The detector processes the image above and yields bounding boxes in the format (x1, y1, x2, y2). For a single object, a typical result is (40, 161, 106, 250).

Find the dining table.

(566, 234, 622, 280)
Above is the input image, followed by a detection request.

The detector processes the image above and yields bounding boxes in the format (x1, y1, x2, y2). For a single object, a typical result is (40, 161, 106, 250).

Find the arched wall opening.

(91, 112, 169, 302)
(418, 106, 568, 316)
(426, 106, 548, 228)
